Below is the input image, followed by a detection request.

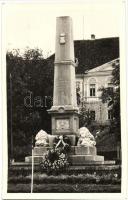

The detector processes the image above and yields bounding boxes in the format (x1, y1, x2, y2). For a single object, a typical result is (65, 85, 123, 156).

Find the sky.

(4, 1, 122, 57)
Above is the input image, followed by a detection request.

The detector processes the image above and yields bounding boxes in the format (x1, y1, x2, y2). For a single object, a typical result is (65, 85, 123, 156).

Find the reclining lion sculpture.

(77, 127, 96, 147)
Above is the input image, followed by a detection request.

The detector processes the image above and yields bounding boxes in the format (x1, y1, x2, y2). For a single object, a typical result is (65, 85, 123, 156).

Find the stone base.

(33, 147, 51, 156)
(25, 156, 44, 163)
(12, 160, 116, 167)
(69, 155, 104, 165)
(72, 146, 97, 155)
(33, 146, 97, 156)
(25, 154, 104, 165)
(25, 146, 104, 165)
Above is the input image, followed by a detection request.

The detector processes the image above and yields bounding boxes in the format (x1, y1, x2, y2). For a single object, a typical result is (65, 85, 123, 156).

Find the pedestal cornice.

(54, 60, 77, 67)
(48, 105, 79, 114)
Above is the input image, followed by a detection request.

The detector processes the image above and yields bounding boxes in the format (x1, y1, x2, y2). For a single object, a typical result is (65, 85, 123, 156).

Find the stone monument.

(25, 16, 104, 165)
(48, 16, 79, 144)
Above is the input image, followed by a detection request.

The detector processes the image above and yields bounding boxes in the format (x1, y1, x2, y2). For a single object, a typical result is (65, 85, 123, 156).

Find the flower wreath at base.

(40, 135, 71, 174)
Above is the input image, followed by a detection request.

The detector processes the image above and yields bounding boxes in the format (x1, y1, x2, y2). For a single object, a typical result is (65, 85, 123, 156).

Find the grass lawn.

(8, 183, 121, 193)
(8, 172, 121, 193)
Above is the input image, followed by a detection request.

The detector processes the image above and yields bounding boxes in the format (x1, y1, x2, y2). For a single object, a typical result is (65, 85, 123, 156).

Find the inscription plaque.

(56, 119, 69, 130)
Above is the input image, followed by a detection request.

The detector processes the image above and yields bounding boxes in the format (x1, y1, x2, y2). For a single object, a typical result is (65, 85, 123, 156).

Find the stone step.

(33, 147, 51, 155)
(25, 156, 43, 163)
(11, 160, 116, 168)
(33, 146, 97, 156)
(25, 154, 104, 165)
(73, 146, 97, 155)
(69, 155, 104, 165)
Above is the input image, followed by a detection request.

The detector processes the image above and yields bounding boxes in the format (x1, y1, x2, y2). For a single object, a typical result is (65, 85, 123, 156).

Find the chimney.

(91, 34, 95, 40)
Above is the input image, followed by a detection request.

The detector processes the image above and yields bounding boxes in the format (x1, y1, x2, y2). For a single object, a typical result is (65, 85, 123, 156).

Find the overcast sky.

(4, 1, 122, 57)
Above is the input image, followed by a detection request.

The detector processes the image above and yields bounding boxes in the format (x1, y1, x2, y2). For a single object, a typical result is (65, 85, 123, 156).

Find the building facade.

(76, 58, 119, 125)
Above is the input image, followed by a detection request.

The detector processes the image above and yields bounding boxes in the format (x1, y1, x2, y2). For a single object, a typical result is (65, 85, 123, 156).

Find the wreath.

(40, 135, 71, 174)
(40, 148, 69, 174)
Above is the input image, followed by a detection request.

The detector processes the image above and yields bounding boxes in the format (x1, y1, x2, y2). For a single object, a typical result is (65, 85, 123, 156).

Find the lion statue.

(35, 130, 49, 147)
(77, 127, 96, 147)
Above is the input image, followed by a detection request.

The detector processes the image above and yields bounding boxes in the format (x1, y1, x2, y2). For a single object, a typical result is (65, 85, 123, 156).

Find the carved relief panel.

(56, 119, 70, 130)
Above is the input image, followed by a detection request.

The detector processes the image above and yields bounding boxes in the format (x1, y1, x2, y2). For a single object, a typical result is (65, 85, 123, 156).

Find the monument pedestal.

(25, 145, 104, 165)
(49, 109, 79, 136)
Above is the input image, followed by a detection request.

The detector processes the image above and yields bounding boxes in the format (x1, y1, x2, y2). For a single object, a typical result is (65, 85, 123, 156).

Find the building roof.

(48, 37, 119, 74)
(86, 58, 119, 73)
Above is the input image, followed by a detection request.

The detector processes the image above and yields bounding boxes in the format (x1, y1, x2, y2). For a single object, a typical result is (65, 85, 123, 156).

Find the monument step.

(33, 146, 97, 156)
(25, 156, 43, 163)
(11, 160, 117, 168)
(73, 146, 97, 155)
(25, 154, 104, 165)
(69, 155, 104, 165)
(33, 147, 51, 155)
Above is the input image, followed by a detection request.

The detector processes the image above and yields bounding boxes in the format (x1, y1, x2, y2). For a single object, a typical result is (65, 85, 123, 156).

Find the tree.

(99, 59, 120, 141)
(7, 48, 54, 161)
(79, 102, 94, 128)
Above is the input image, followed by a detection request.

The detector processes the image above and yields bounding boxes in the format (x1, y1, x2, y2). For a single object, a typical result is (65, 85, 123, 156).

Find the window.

(90, 84, 95, 96)
(108, 110, 113, 120)
(90, 110, 95, 120)
(89, 78, 96, 97)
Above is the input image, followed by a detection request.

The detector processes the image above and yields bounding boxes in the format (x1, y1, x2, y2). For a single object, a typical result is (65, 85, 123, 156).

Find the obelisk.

(48, 16, 79, 139)
(25, 16, 105, 164)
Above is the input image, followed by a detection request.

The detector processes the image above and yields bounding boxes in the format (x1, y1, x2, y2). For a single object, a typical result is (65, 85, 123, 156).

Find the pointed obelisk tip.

(56, 16, 72, 22)
(57, 16, 71, 19)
